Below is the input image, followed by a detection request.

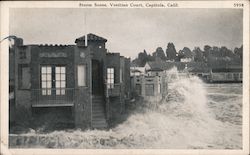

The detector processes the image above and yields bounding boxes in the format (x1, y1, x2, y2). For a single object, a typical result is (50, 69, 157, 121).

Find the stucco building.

(9, 33, 131, 129)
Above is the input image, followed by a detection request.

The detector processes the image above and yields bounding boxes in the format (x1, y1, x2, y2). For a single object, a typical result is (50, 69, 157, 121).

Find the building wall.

(131, 75, 143, 96)
(90, 42, 107, 97)
(124, 58, 131, 99)
(106, 53, 121, 84)
(106, 53, 121, 124)
(14, 45, 32, 111)
(130, 74, 167, 100)
(105, 54, 131, 124)
(9, 48, 15, 87)
(73, 46, 92, 128)
(30, 45, 75, 90)
(14, 44, 93, 128)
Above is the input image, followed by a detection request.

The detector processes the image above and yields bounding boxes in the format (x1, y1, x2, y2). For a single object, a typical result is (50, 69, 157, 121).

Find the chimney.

(14, 38, 23, 47)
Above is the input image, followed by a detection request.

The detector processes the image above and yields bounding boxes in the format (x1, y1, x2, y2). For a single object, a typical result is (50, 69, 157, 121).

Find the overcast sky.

(10, 8, 243, 59)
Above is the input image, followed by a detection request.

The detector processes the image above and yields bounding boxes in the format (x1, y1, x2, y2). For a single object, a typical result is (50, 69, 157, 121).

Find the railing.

(106, 83, 121, 97)
(32, 88, 74, 106)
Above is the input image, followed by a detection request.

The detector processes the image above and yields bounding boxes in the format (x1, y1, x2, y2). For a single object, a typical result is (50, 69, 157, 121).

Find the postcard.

(0, 1, 249, 155)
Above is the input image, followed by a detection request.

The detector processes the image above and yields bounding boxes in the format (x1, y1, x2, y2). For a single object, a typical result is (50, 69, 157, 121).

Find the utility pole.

(84, 13, 88, 47)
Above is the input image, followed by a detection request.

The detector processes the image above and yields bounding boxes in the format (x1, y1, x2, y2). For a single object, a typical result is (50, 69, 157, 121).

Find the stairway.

(92, 95, 108, 129)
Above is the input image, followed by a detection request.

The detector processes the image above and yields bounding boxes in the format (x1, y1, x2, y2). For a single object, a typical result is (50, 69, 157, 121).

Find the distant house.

(9, 33, 131, 129)
(130, 74, 167, 100)
(145, 61, 166, 76)
(131, 60, 168, 100)
(207, 67, 242, 83)
(130, 67, 145, 76)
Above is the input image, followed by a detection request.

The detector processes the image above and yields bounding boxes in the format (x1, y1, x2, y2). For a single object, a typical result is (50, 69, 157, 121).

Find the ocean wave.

(10, 69, 242, 149)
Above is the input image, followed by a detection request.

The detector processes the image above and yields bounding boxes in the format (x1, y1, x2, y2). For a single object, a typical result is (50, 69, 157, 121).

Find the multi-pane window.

(55, 66, 66, 95)
(107, 68, 114, 88)
(41, 66, 52, 95)
(41, 66, 66, 96)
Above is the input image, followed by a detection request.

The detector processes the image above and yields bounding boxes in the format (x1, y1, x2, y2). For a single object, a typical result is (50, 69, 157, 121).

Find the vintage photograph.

(1, 1, 248, 152)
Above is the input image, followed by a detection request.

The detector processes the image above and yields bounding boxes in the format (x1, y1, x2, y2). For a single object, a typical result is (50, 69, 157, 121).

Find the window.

(145, 84, 154, 96)
(158, 84, 161, 93)
(55, 66, 66, 95)
(41, 66, 66, 96)
(41, 66, 52, 95)
(18, 65, 30, 89)
(78, 65, 86, 86)
(107, 68, 114, 88)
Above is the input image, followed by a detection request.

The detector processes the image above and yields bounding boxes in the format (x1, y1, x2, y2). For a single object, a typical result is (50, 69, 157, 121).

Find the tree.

(166, 43, 177, 61)
(234, 45, 243, 60)
(193, 47, 203, 62)
(203, 45, 211, 61)
(177, 47, 193, 62)
(137, 50, 148, 67)
(180, 47, 193, 58)
(177, 50, 184, 61)
(152, 47, 166, 61)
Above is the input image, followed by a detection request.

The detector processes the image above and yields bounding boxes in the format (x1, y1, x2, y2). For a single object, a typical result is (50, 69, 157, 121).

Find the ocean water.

(11, 72, 242, 149)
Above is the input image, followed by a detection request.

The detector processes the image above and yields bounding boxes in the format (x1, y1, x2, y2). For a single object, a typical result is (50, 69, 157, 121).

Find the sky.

(10, 8, 243, 59)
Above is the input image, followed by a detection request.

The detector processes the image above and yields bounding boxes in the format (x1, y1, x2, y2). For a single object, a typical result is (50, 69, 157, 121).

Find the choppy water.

(10, 72, 242, 149)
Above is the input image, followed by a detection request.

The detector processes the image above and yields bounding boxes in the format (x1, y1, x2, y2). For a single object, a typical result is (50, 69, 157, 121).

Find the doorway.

(92, 60, 103, 95)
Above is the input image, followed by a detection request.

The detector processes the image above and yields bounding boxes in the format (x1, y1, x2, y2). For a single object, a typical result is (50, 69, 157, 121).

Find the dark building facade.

(10, 33, 131, 129)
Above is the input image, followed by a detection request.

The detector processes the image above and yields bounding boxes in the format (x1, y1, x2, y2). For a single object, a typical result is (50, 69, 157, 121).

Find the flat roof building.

(10, 33, 131, 129)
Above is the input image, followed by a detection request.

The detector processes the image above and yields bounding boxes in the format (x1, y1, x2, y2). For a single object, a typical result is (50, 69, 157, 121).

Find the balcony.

(31, 88, 74, 107)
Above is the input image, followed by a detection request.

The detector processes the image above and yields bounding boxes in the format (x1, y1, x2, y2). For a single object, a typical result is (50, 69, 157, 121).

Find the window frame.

(55, 66, 66, 95)
(77, 64, 87, 87)
(41, 66, 52, 96)
(107, 67, 115, 89)
(40, 65, 66, 96)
